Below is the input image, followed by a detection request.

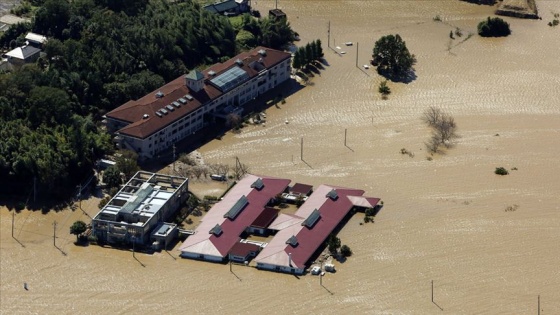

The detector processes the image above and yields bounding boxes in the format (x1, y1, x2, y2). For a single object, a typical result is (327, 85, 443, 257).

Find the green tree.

(340, 245, 352, 257)
(102, 165, 122, 189)
(372, 34, 415, 79)
(327, 234, 341, 253)
(33, 0, 71, 38)
(292, 49, 302, 69)
(378, 80, 391, 98)
(115, 150, 139, 178)
(316, 39, 324, 58)
(478, 17, 511, 37)
(70, 220, 87, 240)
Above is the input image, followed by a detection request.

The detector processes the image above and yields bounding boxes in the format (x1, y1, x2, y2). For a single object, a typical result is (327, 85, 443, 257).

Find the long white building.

(105, 47, 292, 160)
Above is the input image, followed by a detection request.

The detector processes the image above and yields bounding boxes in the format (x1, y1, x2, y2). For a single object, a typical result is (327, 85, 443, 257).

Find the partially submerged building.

(179, 175, 379, 275)
(92, 172, 188, 247)
(255, 185, 380, 274)
(105, 46, 291, 160)
(179, 174, 290, 262)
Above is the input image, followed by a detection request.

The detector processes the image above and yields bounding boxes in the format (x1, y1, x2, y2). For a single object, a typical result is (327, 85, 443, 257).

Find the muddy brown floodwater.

(2, 1, 560, 314)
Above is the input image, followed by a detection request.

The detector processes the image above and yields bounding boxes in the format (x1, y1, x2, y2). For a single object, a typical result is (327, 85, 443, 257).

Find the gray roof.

(5, 45, 41, 60)
(203, 0, 239, 14)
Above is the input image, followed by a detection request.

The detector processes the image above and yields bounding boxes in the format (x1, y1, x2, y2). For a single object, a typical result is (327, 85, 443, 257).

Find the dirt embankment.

(496, 0, 539, 19)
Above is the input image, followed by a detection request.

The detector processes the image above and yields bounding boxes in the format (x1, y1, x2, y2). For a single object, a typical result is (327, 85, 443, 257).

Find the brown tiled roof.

(290, 183, 313, 196)
(250, 207, 279, 228)
(107, 47, 291, 139)
(228, 242, 260, 258)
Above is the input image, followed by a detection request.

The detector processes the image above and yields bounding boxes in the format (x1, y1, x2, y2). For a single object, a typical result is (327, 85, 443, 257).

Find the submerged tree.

(478, 17, 511, 37)
(70, 220, 87, 241)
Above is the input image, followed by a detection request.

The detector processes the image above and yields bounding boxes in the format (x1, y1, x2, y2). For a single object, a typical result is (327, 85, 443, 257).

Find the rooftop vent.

(258, 57, 264, 64)
(172, 101, 181, 108)
(235, 58, 243, 66)
(209, 224, 222, 236)
(326, 189, 338, 200)
(286, 235, 298, 247)
(155, 111, 163, 118)
(251, 178, 264, 190)
(142, 114, 149, 119)
(208, 70, 216, 76)
(258, 49, 266, 56)
(156, 91, 164, 98)
(160, 108, 169, 115)
(166, 104, 175, 112)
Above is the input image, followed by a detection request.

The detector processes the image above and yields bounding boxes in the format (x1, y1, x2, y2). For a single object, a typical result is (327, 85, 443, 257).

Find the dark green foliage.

(327, 234, 341, 253)
(102, 165, 122, 189)
(0, 0, 296, 202)
(478, 17, 511, 37)
(115, 150, 139, 178)
(292, 39, 323, 70)
(378, 80, 391, 97)
(0, 22, 32, 49)
(495, 167, 509, 175)
(372, 34, 415, 79)
(70, 220, 87, 240)
(340, 245, 352, 257)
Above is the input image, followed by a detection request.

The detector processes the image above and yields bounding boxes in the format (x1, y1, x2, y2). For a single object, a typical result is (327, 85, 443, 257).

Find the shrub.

(340, 245, 352, 257)
(378, 80, 391, 98)
(495, 167, 509, 175)
(478, 17, 511, 37)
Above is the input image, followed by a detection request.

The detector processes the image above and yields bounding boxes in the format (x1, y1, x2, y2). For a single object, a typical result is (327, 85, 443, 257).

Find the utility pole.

(431, 280, 434, 303)
(12, 211, 15, 238)
(344, 129, 347, 147)
(52, 221, 57, 247)
(77, 184, 82, 211)
(356, 42, 359, 68)
(300, 137, 304, 161)
(327, 21, 330, 48)
(538, 295, 540, 315)
(275, 0, 278, 9)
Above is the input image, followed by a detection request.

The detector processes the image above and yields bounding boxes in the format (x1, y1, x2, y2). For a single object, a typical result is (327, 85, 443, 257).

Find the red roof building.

(254, 185, 379, 274)
(105, 47, 292, 160)
(179, 174, 290, 262)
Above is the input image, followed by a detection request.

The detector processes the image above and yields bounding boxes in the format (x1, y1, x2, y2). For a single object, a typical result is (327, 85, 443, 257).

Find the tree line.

(0, 0, 296, 203)
(292, 39, 324, 70)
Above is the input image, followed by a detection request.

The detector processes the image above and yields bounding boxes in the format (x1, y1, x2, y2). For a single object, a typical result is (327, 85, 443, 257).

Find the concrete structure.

(151, 222, 179, 250)
(204, 0, 251, 16)
(255, 185, 379, 275)
(92, 172, 188, 246)
(179, 174, 290, 262)
(105, 46, 292, 160)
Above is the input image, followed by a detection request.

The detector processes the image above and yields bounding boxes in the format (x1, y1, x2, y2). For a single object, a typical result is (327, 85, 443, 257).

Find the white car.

(363, 64, 370, 69)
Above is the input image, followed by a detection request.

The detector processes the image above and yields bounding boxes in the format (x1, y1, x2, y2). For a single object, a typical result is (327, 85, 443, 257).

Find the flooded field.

(2, 0, 560, 314)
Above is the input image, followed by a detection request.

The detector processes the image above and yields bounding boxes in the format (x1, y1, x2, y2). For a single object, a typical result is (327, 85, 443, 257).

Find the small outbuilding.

(228, 242, 261, 263)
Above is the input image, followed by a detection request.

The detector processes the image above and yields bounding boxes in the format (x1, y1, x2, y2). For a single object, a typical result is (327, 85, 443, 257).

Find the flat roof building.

(105, 46, 292, 160)
(92, 171, 188, 246)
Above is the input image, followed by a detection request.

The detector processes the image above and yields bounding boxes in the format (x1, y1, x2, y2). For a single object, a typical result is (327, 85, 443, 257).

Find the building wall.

(180, 251, 224, 262)
(256, 262, 304, 275)
(114, 56, 292, 160)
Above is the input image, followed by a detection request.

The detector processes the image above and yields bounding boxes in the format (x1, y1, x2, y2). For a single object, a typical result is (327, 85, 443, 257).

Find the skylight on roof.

(302, 209, 320, 228)
(178, 98, 187, 104)
(166, 105, 175, 111)
(160, 108, 169, 115)
(224, 195, 248, 220)
(209, 67, 250, 93)
(185, 94, 194, 101)
(172, 101, 181, 107)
